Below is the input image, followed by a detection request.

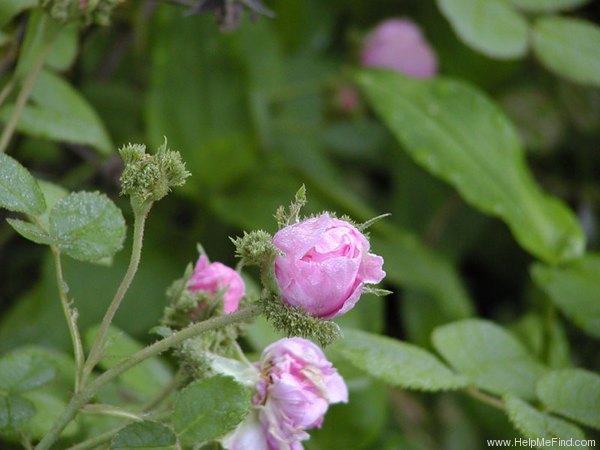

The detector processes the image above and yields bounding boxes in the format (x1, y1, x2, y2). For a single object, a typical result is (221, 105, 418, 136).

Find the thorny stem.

(35, 304, 261, 450)
(50, 246, 86, 393)
(83, 203, 152, 386)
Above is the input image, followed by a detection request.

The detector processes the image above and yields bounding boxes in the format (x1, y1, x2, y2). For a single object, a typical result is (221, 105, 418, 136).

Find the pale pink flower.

(187, 255, 245, 313)
(223, 338, 348, 450)
(272, 214, 385, 319)
(361, 18, 438, 79)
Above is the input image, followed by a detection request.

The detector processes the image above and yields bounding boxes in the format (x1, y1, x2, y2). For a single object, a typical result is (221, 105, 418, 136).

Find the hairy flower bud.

(361, 18, 438, 79)
(40, 0, 123, 25)
(188, 255, 245, 313)
(222, 338, 347, 449)
(119, 140, 190, 211)
(272, 214, 385, 319)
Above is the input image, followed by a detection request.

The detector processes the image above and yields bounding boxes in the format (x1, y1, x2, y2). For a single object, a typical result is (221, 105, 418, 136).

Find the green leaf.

(6, 219, 53, 245)
(537, 369, 600, 430)
(37, 179, 69, 229)
(0, 394, 35, 430)
(22, 390, 79, 439)
(111, 421, 177, 449)
(532, 17, 600, 87)
(331, 328, 467, 391)
(436, 0, 529, 59)
(504, 395, 588, 449)
(0, 153, 46, 215)
(509, 0, 590, 12)
(0, 350, 56, 394)
(358, 70, 585, 264)
(49, 191, 126, 263)
(308, 356, 387, 450)
(173, 376, 251, 445)
(84, 325, 173, 402)
(0, 71, 113, 154)
(432, 319, 547, 400)
(0, 0, 37, 27)
(147, 10, 255, 192)
(45, 23, 79, 72)
(531, 255, 600, 339)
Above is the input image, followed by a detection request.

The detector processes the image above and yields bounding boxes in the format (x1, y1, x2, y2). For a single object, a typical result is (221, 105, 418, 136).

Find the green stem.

(0, 79, 16, 110)
(35, 304, 261, 450)
(464, 386, 505, 410)
(0, 36, 53, 154)
(50, 246, 85, 393)
(82, 204, 151, 386)
(139, 370, 184, 412)
(65, 410, 171, 450)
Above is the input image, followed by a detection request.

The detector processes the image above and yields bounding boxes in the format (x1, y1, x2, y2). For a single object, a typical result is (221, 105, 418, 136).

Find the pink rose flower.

(223, 338, 348, 450)
(272, 214, 385, 319)
(360, 18, 438, 79)
(187, 255, 245, 313)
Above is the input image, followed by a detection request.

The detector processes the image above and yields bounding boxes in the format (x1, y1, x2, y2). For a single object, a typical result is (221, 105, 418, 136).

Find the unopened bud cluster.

(119, 141, 190, 210)
(40, 0, 123, 25)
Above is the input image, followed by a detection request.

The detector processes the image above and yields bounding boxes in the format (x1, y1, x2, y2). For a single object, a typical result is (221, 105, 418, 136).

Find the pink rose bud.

(360, 18, 438, 79)
(187, 255, 245, 313)
(272, 214, 385, 319)
(223, 338, 348, 450)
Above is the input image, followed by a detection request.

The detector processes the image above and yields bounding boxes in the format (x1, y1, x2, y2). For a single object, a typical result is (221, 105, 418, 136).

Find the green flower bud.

(119, 140, 190, 212)
(40, 0, 124, 25)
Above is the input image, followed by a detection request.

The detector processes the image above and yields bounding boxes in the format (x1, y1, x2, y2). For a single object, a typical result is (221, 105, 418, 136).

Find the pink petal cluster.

(360, 18, 438, 79)
(272, 214, 385, 319)
(187, 255, 245, 313)
(223, 338, 348, 450)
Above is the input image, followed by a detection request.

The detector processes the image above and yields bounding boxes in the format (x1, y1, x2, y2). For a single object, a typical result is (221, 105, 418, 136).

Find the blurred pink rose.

(223, 338, 347, 450)
(272, 214, 385, 319)
(187, 255, 245, 313)
(361, 18, 438, 78)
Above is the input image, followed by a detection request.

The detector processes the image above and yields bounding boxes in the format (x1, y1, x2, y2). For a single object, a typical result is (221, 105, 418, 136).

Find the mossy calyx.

(119, 141, 190, 209)
(40, 0, 123, 25)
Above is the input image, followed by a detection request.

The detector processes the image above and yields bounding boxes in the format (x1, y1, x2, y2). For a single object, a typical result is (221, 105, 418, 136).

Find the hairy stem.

(50, 246, 85, 392)
(36, 304, 261, 450)
(82, 203, 151, 385)
(65, 410, 171, 450)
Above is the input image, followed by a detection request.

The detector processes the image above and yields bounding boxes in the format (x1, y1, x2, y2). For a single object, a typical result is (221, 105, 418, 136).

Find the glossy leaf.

(437, 0, 529, 59)
(532, 17, 600, 87)
(6, 218, 53, 245)
(509, 0, 590, 12)
(0, 153, 46, 215)
(111, 421, 177, 449)
(537, 369, 600, 430)
(85, 325, 173, 402)
(358, 70, 585, 264)
(0, 350, 56, 393)
(432, 319, 547, 400)
(331, 328, 467, 391)
(504, 395, 588, 449)
(531, 255, 600, 339)
(173, 376, 251, 445)
(49, 191, 126, 263)
(0, 394, 35, 430)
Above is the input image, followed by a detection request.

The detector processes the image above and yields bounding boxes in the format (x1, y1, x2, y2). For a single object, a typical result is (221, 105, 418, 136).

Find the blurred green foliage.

(1, 0, 600, 448)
